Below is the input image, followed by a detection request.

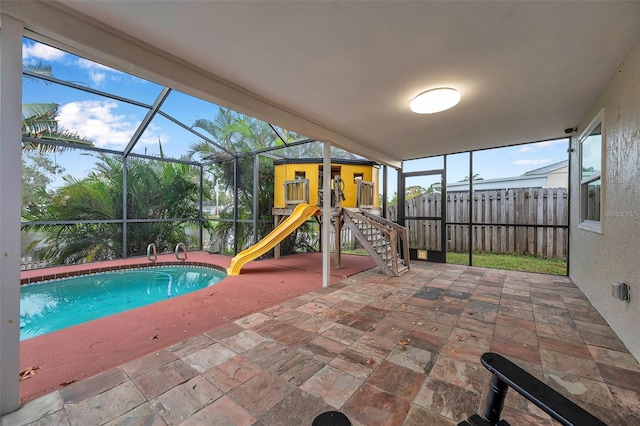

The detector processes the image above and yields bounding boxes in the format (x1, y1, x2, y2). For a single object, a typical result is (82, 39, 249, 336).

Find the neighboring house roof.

(522, 160, 568, 176)
(447, 160, 568, 191)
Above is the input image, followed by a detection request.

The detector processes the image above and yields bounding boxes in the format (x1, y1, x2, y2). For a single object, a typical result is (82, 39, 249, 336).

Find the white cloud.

(23, 43, 66, 62)
(514, 159, 553, 166)
(57, 100, 168, 148)
(514, 146, 534, 153)
(76, 58, 122, 86)
(88, 70, 107, 85)
(512, 139, 567, 154)
(137, 123, 169, 146)
(76, 58, 114, 72)
(534, 140, 567, 149)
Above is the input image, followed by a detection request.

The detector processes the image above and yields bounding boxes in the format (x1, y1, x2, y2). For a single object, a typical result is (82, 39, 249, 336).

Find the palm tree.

(189, 109, 322, 254)
(188, 110, 274, 252)
(23, 154, 210, 264)
(22, 103, 94, 149)
(21, 62, 211, 264)
(460, 174, 483, 182)
(21, 104, 96, 216)
(22, 61, 94, 152)
(21, 63, 94, 214)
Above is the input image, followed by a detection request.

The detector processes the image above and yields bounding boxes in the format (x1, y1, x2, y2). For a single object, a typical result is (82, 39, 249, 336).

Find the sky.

(22, 38, 569, 194)
(23, 39, 191, 155)
(381, 137, 568, 199)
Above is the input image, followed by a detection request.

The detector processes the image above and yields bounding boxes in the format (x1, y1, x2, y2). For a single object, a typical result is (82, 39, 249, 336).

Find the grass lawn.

(342, 248, 369, 256)
(340, 248, 567, 275)
(446, 251, 567, 275)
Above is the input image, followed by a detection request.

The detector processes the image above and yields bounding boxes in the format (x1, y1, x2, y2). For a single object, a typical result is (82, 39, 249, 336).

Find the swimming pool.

(20, 265, 226, 340)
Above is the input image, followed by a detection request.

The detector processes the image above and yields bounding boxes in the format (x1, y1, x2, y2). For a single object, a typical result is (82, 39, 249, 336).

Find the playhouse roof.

(272, 158, 378, 167)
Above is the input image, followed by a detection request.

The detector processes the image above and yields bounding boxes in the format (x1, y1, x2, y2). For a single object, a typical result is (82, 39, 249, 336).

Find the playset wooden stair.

(341, 209, 410, 276)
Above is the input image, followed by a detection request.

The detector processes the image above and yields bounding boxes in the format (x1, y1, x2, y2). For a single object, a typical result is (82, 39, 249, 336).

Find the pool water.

(20, 266, 226, 340)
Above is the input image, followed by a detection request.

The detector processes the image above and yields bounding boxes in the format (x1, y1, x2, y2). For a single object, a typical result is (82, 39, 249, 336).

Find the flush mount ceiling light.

(410, 87, 461, 114)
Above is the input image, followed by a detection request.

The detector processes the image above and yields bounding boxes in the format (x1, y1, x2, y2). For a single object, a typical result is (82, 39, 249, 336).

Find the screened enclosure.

(386, 142, 569, 274)
(20, 37, 373, 269)
(21, 35, 569, 275)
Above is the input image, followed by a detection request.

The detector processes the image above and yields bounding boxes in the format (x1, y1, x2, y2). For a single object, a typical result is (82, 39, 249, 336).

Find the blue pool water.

(20, 266, 226, 340)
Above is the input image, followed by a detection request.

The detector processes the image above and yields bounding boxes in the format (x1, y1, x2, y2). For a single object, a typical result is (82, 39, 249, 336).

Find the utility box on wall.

(612, 282, 630, 301)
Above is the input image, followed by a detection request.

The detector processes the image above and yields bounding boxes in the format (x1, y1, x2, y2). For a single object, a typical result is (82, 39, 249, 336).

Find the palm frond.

(39, 129, 94, 146)
(23, 61, 54, 83)
(22, 103, 94, 152)
(22, 103, 59, 136)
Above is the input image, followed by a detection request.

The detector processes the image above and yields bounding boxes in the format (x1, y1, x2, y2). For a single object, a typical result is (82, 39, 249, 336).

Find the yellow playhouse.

(227, 158, 409, 277)
(272, 158, 380, 211)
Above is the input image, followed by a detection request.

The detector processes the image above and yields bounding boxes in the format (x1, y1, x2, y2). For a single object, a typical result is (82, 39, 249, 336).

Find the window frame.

(578, 109, 604, 233)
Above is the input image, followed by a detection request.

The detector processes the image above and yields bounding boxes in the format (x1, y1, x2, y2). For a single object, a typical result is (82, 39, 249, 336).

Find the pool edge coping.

(20, 259, 227, 285)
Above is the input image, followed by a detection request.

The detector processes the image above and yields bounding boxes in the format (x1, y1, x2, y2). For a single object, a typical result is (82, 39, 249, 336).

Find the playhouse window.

(579, 110, 603, 232)
(295, 171, 306, 179)
(354, 173, 364, 183)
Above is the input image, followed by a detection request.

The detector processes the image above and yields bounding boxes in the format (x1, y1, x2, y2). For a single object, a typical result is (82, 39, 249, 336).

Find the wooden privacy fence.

(388, 188, 568, 259)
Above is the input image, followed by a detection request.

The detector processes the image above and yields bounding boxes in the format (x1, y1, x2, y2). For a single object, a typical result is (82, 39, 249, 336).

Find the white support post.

(0, 13, 24, 414)
(322, 142, 331, 288)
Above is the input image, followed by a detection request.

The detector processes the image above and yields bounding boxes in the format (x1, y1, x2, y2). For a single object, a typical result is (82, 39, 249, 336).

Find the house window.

(354, 173, 364, 183)
(579, 111, 603, 231)
(295, 171, 306, 179)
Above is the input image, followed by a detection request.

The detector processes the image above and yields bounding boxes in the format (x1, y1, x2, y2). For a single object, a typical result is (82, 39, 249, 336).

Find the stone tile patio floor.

(3, 262, 640, 425)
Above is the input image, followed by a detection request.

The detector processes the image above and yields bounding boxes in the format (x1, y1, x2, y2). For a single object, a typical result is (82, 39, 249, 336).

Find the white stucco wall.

(570, 40, 640, 360)
(546, 166, 568, 189)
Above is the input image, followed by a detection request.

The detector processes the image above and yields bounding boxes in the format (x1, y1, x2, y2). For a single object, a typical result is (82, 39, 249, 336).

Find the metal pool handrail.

(175, 242, 187, 260)
(147, 243, 157, 261)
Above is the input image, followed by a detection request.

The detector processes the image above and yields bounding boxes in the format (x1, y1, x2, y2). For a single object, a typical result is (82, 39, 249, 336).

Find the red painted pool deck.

(19, 252, 376, 403)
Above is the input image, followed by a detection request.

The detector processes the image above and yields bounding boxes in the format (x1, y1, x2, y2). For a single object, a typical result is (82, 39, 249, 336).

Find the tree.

(189, 108, 319, 255)
(21, 62, 211, 265)
(460, 174, 483, 182)
(386, 185, 427, 207)
(406, 185, 428, 200)
(21, 104, 95, 214)
(22, 60, 94, 151)
(426, 181, 442, 194)
(21, 63, 94, 217)
(21, 150, 64, 216)
(387, 192, 398, 207)
(23, 154, 210, 264)
(386, 180, 442, 208)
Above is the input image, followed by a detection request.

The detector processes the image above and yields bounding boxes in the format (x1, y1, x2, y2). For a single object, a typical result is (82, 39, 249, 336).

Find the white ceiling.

(8, 1, 640, 164)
